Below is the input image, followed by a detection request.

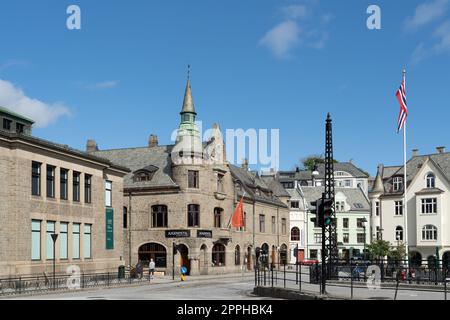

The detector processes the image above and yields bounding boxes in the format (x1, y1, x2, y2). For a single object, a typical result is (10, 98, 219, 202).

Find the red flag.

(231, 197, 244, 228)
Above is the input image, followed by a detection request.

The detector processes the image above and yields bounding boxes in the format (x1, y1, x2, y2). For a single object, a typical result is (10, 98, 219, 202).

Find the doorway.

(178, 244, 190, 275)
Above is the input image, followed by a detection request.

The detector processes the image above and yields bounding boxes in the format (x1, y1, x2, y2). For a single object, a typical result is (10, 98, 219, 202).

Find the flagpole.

(402, 68, 409, 266)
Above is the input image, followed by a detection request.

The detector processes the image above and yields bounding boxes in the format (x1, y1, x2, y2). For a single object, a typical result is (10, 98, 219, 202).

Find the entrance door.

(178, 244, 190, 275)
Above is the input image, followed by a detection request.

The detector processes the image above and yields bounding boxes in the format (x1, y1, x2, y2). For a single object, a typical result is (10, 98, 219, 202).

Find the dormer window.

(133, 165, 158, 182)
(393, 177, 403, 192)
(426, 173, 435, 188)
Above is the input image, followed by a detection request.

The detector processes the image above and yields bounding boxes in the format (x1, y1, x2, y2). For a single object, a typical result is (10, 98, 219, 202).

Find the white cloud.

(404, 0, 449, 30)
(281, 4, 309, 20)
(86, 80, 119, 90)
(411, 20, 450, 64)
(259, 20, 301, 58)
(260, 2, 331, 59)
(0, 79, 71, 128)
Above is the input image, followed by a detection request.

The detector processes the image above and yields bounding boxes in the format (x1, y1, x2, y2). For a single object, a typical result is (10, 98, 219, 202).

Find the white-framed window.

(395, 201, 403, 216)
(426, 173, 435, 189)
(421, 198, 437, 214)
(60, 222, 68, 260)
(344, 180, 352, 187)
(314, 233, 322, 243)
(343, 233, 349, 243)
(46, 221, 56, 260)
(422, 225, 437, 241)
(31, 220, 41, 260)
(290, 201, 300, 209)
(395, 226, 403, 241)
(105, 180, 112, 207)
(72, 223, 80, 259)
(375, 201, 380, 216)
(393, 177, 403, 192)
(84, 224, 92, 259)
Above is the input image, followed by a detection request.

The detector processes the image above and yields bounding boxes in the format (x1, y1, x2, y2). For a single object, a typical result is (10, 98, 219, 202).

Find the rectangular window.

(357, 233, 366, 243)
(84, 224, 92, 259)
(314, 233, 322, 244)
(32, 161, 41, 196)
(343, 233, 349, 244)
(46, 221, 56, 260)
(345, 180, 351, 187)
(3, 118, 12, 130)
(357, 218, 366, 228)
(291, 201, 300, 209)
(310, 250, 318, 260)
(46, 165, 55, 198)
(393, 177, 403, 192)
(187, 204, 200, 227)
(60, 169, 68, 200)
(73, 172, 80, 202)
(72, 223, 80, 259)
(259, 215, 265, 233)
(123, 207, 128, 229)
(31, 220, 41, 260)
(281, 218, 287, 235)
(395, 201, 403, 216)
(343, 218, 349, 229)
(60, 222, 68, 260)
(16, 122, 25, 134)
(105, 180, 112, 207)
(375, 201, 380, 216)
(271, 216, 276, 234)
(421, 198, 437, 214)
(85, 174, 92, 203)
(188, 170, 199, 188)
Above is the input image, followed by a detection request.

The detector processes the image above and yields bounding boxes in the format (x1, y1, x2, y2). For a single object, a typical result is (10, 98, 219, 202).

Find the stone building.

(0, 107, 129, 277)
(91, 78, 290, 276)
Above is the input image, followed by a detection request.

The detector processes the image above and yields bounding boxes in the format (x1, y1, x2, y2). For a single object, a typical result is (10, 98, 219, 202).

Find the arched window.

(187, 204, 200, 227)
(235, 245, 240, 265)
(280, 244, 288, 265)
(291, 227, 300, 241)
(426, 173, 436, 188)
(422, 225, 438, 240)
(138, 243, 167, 267)
(151, 205, 168, 228)
(395, 226, 403, 241)
(212, 243, 226, 266)
(214, 208, 223, 228)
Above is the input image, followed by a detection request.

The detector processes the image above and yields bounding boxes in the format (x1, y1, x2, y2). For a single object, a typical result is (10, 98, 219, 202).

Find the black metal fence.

(254, 260, 450, 300)
(0, 269, 153, 296)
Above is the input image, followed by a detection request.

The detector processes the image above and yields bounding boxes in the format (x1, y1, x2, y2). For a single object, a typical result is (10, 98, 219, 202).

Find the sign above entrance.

(197, 230, 212, 238)
(165, 230, 190, 238)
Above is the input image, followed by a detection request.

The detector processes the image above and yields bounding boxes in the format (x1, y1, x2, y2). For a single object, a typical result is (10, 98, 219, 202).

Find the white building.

(301, 187, 371, 261)
(285, 185, 307, 263)
(369, 147, 450, 267)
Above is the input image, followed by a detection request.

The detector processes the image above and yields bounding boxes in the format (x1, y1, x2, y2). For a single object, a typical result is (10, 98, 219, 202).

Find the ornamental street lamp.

(51, 233, 58, 290)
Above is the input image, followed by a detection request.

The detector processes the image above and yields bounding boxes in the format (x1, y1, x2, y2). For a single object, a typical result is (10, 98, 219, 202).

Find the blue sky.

(1, 0, 449, 175)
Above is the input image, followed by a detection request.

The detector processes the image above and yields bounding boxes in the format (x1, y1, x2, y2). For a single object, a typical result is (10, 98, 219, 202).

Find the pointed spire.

(180, 65, 196, 115)
(372, 164, 384, 194)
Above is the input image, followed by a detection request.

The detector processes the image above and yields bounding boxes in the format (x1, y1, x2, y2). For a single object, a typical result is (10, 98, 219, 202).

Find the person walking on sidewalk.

(149, 259, 155, 280)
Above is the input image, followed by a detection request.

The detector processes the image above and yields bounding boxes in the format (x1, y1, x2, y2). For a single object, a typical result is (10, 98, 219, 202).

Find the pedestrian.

(136, 261, 143, 279)
(149, 259, 155, 280)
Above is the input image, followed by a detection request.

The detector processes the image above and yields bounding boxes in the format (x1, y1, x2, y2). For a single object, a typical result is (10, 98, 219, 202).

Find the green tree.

(367, 240, 391, 260)
(300, 155, 324, 171)
(388, 242, 406, 261)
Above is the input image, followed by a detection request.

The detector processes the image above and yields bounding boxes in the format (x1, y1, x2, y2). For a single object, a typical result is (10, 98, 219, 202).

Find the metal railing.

(0, 268, 153, 296)
(254, 260, 450, 300)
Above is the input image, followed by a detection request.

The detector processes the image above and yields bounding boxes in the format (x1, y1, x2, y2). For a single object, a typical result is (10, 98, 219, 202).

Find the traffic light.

(323, 198, 334, 226)
(310, 198, 323, 227)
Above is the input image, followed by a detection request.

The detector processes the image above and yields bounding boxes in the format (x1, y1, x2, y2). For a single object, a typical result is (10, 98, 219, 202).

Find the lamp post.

(51, 233, 58, 290)
(362, 218, 367, 260)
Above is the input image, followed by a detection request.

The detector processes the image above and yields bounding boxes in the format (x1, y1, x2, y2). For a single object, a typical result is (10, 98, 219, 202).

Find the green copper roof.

(180, 79, 196, 115)
(0, 106, 35, 124)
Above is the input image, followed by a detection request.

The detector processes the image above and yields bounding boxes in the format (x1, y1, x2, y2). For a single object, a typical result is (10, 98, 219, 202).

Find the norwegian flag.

(396, 76, 408, 133)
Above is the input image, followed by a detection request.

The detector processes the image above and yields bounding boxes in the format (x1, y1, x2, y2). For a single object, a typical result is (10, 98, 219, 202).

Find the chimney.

(86, 139, 98, 153)
(149, 134, 158, 148)
(412, 149, 419, 157)
(241, 158, 249, 171)
(436, 146, 446, 154)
